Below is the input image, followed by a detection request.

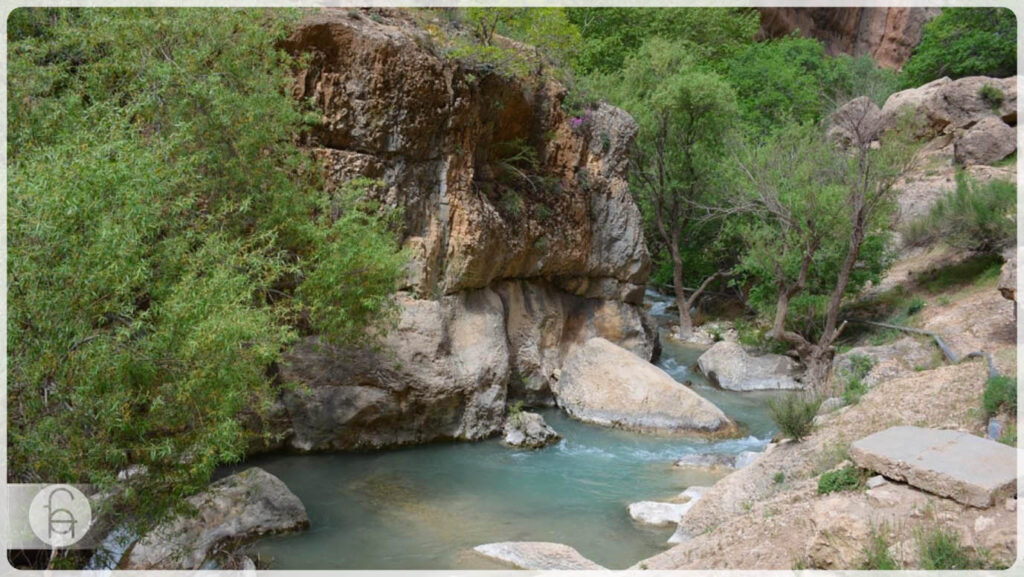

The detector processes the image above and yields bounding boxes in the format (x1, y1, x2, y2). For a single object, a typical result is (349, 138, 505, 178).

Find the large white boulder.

(554, 338, 734, 434)
(697, 341, 802, 391)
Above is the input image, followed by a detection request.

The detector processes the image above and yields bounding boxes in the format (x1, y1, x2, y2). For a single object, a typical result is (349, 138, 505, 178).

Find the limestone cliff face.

(757, 7, 939, 69)
(273, 10, 657, 451)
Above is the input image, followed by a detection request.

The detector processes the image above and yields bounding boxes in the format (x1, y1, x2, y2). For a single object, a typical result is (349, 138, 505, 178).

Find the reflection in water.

(227, 290, 781, 570)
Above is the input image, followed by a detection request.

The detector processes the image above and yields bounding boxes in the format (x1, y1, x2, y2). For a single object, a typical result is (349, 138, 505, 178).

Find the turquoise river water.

(226, 292, 782, 569)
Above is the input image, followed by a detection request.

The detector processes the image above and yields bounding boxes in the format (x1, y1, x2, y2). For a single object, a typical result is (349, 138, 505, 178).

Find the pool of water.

(226, 290, 781, 570)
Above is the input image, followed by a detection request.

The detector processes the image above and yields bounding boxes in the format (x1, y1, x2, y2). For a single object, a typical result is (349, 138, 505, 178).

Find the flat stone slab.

(850, 426, 1017, 508)
(473, 542, 606, 570)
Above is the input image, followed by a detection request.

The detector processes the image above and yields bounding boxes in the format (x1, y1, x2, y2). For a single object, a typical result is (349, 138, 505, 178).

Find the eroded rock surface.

(555, 338, 734, 435)
(281, 290, 509, 450)
(274, 11, 658, 448)
(122, 468, 308, 569)
(697, 341, 803, 391)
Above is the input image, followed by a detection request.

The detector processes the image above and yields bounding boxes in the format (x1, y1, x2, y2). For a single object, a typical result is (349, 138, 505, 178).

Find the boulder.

(954, 117, 1016, 166)
(828, 96, 882, 146)
(879, 76, 1017, 137)
(554, 338, 734, 434)
(832, 337, 937, 387)
(122, 468, 308, 569)
(850, 426, 1017, 507)
(280, 289, 509, 450)
(472, 542, 606, 570)
(628, 487, 708, 527)
(998, 247, 1016, 302)
(496, 280, 655, 406)
(502, 411, 560, 449)
(697, 341, 803, 391)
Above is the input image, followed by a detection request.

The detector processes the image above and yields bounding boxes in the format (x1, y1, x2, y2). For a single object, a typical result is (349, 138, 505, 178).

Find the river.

(226, 290, 781, 569)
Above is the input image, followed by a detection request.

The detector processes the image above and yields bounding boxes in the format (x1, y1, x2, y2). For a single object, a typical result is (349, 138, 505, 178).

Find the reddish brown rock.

(758, 7, 939, 69)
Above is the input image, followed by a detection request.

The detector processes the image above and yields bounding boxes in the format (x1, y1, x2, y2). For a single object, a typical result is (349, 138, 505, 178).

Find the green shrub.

(860, 527, 898, 570)
(917, 527, 985, 570)
(843, 378, 869, 406)
(768, 393, 822, 442)
(773, 471, 785, 484)
(999, 423, 1016, 447)
(906, 296, 927, 316)
(979, 84, 1005, 111)
(982, 376, 1017, 416)
(817, 466, 864, 494)
(902, 175, 1015, 253)
(901, 7, 1016, 88)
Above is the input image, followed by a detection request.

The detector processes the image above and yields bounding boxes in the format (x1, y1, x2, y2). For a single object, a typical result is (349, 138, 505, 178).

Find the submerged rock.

(850, 426, 1017, 508)
(554, 338, 734, 435)
(473, 541, 606, 570)
(673, 453, 736, 472)
(697, 341, 802, 391)
(121, 468, 308, 569)
(502, 411, 560, 449)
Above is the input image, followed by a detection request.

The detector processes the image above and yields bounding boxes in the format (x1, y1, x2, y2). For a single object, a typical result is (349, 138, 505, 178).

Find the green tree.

(730, 116, 916, 389)
(7, 7, 406, 548)
(617, 39, 739, 337)
(567, 7, 759, 75)
(723, 36, 898, 139)
(901, 7, 1017, 88)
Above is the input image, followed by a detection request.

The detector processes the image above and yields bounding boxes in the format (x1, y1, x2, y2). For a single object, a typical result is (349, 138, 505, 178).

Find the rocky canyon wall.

(271, 10, 657, 451)
(757, 7, 939, 69)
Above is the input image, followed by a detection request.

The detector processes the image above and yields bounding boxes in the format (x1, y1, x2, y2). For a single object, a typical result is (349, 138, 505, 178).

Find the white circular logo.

(28, 484, 92, 547)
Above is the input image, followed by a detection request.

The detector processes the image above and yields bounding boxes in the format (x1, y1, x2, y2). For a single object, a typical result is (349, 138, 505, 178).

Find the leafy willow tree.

(901, 7, 1017, 88)
(566, 7, 759, 75)
(723, 35, 898, 139)
(8, 7, 406, 542)
(612, 39, 739, 337)
(730, 112, 918, 389)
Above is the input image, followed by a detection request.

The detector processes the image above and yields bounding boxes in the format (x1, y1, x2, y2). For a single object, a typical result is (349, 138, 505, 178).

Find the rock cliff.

(757, 7, 939, 69)
(273, 10, 664, 450)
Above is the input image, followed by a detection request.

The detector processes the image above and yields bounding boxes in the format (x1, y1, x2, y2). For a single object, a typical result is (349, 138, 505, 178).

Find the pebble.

(1005, 498, 1017, 512)
(866, 475, 888, 489)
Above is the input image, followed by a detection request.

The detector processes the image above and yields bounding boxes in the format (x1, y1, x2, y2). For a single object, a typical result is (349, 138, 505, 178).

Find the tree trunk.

(671, 248, 693, 338)
(803, 345, 836, 396)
